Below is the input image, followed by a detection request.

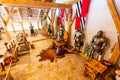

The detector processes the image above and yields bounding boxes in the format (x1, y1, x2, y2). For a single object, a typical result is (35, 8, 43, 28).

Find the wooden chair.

(0, 61, 13, 80)
(4, 41, 18, 64)
(63, 31, 68, 43)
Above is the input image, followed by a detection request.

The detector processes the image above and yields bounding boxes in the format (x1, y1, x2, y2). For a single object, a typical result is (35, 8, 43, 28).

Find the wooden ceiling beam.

(64, 0, 79, 5)
(3, 7, 16, 33)
(0, 0, 72, 8)
(17, 8, 22, 21)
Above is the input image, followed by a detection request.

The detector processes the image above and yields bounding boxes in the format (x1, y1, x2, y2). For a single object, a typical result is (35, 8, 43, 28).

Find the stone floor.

(0, 33, 90, 80)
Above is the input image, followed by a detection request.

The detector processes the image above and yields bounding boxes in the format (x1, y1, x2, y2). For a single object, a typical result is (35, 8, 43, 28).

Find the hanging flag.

(75, 17, 81, 30)
(65, 8, 72, 19)
(75, 0, 90, 31)
(57, 17, 62, 27)
(57, 8, 65, 26)
(60, 9, 65, 17)
(81, 0, 90, 17)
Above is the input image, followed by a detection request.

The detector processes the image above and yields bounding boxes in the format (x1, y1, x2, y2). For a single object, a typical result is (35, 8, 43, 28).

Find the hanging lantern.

(27, 8, 32, 17)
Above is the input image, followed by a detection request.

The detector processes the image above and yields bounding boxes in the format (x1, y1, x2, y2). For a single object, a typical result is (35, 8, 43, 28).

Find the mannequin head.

(97, 30, 103, 37)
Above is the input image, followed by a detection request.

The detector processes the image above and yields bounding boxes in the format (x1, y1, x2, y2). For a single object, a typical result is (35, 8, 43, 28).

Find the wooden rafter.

(0, 15, 11, 40)
(37, 9, 41, 32)
(4, 7, 9, 13)
(52, 0, 56, 3)
(0, 0, 72, 8)
(3, 7, 16, 33)
(0, 7, 17, 40)
(5, 8, 14, 26)
(17, 8, 25, 33)
(106, 0, 120, 64)
(1, 6, 8, 19)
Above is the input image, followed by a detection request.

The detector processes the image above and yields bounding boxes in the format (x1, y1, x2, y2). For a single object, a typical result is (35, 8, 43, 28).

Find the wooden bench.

(84, 59, 107, 80)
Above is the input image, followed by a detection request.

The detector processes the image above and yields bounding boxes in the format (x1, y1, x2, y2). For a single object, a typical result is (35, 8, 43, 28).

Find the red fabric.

(61, 9, 64, 17)
(69, 8, 72, 14)
(81, 0, 90, 17)
(65, 8, 72, 18)
(57, 17, 62, 26)
(75, 17, 81, 30)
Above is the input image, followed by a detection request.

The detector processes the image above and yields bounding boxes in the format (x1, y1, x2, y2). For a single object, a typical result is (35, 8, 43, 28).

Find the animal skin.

(37, 49, 57, 62)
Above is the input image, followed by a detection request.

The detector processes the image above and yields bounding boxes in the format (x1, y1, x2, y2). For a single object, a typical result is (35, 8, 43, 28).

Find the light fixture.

(27, 8, 32, 17)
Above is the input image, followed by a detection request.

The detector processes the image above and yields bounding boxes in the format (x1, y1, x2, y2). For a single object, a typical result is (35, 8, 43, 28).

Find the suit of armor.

(55, 25, 65, 41)
(59, 25, 64, 38)
(48, 24, 52, 38)
(90, 31, 107, 61)
(74, 30, 83, 52)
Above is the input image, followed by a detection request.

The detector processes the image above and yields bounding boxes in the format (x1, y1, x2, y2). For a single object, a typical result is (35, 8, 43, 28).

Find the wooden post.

(109, 42, 119, 64)
(52, 9, 56, 35)
(37, 21, 40, 33)
(51, 21, 54, 36)
(37, 9, 41, 33)
(20, 21, 25, 33)
(45, 9, 56, 36)
(4, 27, 11, 40)
(44, 10, 54, 35)
(11, 20, 16, 33)
(65, 10, 76, 47)
(17, 8, 25, 33)
(106, 0, 120, 64)
(106, 0, 120, 34)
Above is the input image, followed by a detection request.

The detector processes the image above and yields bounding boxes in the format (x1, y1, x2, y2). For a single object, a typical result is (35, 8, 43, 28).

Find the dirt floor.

(0, 32, 90, 80)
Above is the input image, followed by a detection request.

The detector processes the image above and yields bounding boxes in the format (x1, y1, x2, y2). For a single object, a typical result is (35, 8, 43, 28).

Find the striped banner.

(76, 0, 88, 31)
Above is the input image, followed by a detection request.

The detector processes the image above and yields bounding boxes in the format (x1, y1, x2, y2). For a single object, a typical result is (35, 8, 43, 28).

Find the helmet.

(97, 30, 103, 37)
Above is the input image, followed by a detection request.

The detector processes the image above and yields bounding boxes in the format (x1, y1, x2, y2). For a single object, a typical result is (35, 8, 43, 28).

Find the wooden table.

(52, 40, 65, 47)
(84, 59, 107, 80)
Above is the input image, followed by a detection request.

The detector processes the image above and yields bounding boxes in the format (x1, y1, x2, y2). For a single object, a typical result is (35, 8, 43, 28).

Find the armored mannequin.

(74, 30, 84, 52)
(59, 24, 65, 39)
(55, 24, 65, 41)
(48, 24, 52, 38)
(90, 30, 107, 61)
